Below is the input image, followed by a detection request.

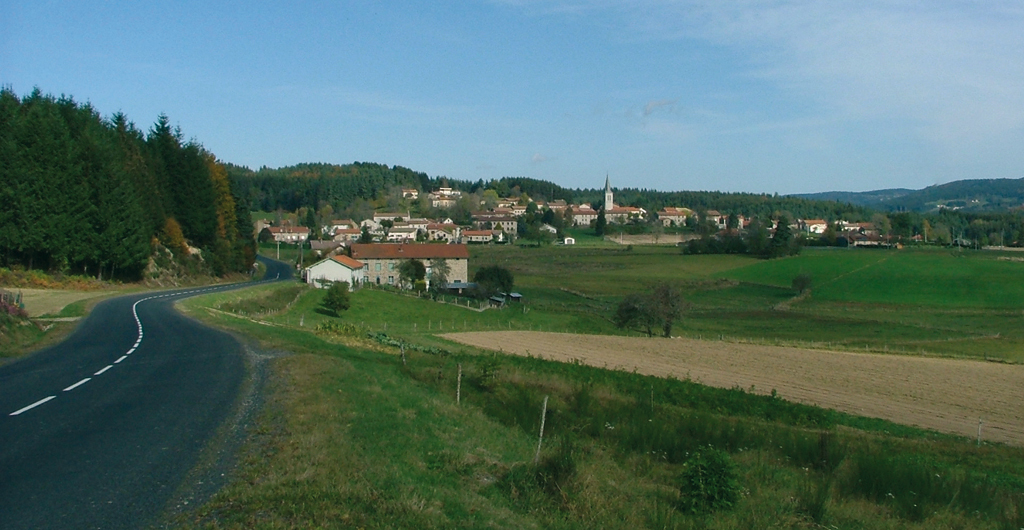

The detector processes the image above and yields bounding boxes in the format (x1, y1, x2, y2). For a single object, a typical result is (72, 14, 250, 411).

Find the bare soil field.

(603, 233, 698, 245)
(14, 288, 111, 317)
(442, 331, 1024, 446)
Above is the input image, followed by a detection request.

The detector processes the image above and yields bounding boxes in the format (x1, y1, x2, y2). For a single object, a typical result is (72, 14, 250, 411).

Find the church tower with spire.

(604, 174, 614, 210)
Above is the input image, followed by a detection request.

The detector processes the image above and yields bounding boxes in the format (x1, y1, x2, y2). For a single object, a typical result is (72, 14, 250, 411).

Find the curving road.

(0, 256, 293, 530)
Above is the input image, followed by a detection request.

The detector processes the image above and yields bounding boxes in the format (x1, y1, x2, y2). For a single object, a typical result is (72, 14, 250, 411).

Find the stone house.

(350, 243, 470, 287)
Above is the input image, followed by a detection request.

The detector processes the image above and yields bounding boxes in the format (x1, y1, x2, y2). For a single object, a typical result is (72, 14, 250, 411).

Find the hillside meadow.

(464, 244, 1024, 362)
(175, 268, 1024, 529)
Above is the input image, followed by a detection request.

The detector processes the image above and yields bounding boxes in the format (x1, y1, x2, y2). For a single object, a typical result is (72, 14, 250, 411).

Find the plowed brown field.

(442, 331, 1024, 445)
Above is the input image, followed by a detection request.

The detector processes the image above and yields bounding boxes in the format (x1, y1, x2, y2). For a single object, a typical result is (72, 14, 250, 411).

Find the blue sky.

(3, 1, 1024, 194)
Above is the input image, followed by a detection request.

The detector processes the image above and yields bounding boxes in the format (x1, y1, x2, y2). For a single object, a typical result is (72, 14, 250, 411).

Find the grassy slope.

(469, 245, 1024, 362)
(177, 283, 1024, 529)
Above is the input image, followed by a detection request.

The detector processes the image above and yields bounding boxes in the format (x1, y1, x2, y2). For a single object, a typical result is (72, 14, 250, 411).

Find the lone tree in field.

(614, 282, 687, 337)
(614, 293, 660, 337)
(321, 281, 351, 316)
(398, 259, 426, 289)
(792, 272, 812, 294)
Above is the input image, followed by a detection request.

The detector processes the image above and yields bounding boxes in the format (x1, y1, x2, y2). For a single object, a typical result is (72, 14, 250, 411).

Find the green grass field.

(176, 279, 1024, 529)
(465, 244, 1024, 362)
(723, 247, 1024, 308)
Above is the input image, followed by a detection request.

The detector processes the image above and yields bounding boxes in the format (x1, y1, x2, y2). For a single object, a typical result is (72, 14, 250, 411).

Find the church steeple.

(604, 174, 614, 210)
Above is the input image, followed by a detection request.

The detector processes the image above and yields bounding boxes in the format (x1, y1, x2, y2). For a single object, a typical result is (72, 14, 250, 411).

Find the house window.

(388, 262, 395, 271)
(388, 276, 394, 284)
(375, 263, 381, 271)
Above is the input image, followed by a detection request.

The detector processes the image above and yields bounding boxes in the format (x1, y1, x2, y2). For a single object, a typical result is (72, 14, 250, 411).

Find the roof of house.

(462, 230, 493, 237)
(350, 243, 470, 260)
(331, 255, 364, 270)
(606, 206, 643, 214)
(267, 226, 310, 234)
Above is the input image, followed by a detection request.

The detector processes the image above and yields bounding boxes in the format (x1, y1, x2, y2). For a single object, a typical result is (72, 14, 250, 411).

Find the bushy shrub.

(315, 320, 363, 337)
(792, 272, 813, 294)
(322, 281, 351, 316)
(678, 446, 740, 514)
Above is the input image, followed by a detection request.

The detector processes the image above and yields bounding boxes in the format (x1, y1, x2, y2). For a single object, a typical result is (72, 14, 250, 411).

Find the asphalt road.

(0, 256, 293, 529)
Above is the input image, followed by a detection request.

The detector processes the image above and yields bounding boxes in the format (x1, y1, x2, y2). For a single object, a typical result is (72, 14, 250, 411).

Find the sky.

(3, 1, 1024, 195)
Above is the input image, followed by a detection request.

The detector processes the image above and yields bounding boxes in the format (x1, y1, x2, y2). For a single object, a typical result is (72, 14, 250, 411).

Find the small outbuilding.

(446, 281, 477, 294)
(304, 254, 365, 290)
(563, 237, 575, 245)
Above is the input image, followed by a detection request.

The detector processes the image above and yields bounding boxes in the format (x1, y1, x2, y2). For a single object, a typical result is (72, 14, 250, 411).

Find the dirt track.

(442, 331, 1024, 446)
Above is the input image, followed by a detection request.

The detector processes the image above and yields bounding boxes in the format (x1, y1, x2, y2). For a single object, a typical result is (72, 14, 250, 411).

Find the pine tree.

(595, 208, 607, 236)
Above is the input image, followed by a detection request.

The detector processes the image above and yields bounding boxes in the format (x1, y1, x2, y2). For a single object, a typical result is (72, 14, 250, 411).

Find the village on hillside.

(254, 177, 894, 293)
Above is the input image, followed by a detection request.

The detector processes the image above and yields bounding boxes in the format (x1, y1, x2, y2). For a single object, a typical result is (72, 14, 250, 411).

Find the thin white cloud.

(643, 99, 676, 116)
(502, 1, 1024, 149)
(532, 152, 551, 163)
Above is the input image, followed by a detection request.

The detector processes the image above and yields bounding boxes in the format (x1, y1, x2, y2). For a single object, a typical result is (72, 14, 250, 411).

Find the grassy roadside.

(175, 283, 1024, 529)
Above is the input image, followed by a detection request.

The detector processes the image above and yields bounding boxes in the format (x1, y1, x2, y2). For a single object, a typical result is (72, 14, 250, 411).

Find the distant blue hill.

(791, 178, 1024, 212)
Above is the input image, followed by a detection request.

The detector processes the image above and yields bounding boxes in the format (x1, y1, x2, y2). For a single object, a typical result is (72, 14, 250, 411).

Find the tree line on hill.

(0, 87, 255, 279)
(230, 163, 879, 224)
(227, 162, 434, 214)
(795, 178, 1024, 213)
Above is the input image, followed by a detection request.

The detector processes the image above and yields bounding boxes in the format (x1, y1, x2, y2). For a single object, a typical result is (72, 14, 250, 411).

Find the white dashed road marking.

(10, 396, 57, 416)
(63, 378, 91, 392)
(7, 278, 274, 416)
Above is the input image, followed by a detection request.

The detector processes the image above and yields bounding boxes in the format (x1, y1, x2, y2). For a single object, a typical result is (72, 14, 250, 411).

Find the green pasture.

(471, 244, 750, 296)
(237, 243, 1024, 361)
(722, 247, 1024, 309)
(250, 210, 278, 222)
(257, 241, 303, 263)
(464, 244, 1024, 362)
(237, 285, 623, 338)
(175, 283, 1024, 530)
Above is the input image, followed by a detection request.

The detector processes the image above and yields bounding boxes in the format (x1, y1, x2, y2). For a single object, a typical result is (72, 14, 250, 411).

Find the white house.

(800, 219, 829, 234)
(304, 255, 365, 289)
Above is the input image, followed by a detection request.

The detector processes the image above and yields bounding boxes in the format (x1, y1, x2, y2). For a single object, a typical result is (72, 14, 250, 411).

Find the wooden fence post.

(534, 395, 549, 465)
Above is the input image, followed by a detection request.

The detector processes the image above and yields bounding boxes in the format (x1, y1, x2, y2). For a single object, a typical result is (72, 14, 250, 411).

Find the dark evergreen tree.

(595, 208, 607, 236)
(767, 215, 799, 259)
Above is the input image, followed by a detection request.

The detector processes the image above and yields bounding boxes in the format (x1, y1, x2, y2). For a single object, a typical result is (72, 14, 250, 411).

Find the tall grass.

(176, 269, 1024, 529)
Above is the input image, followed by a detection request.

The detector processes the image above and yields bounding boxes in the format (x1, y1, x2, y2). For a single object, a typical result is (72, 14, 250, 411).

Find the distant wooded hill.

(793, 178, 1024, 213)
(229, 164, 876, 221)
